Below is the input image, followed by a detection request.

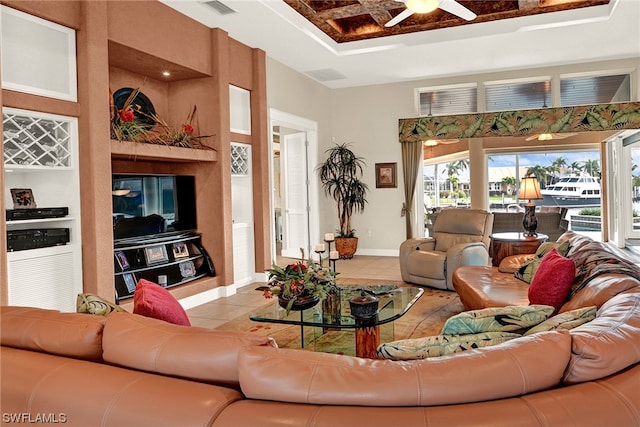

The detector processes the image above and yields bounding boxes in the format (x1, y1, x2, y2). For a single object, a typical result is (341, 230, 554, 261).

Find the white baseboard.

(179, 272, 268, 310)
(354, 248, 400, 257)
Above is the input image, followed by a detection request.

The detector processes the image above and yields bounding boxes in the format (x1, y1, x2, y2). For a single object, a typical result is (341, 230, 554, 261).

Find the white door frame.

(268, 109, 320, 263)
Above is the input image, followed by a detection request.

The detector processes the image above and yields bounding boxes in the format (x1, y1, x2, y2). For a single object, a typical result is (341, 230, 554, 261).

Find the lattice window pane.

(231, 144, 250, 175)
(3, 110, 71, 167)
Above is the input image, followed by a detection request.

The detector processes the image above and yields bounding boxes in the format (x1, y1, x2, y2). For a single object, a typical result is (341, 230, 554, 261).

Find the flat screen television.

(112, 174, 197, 239)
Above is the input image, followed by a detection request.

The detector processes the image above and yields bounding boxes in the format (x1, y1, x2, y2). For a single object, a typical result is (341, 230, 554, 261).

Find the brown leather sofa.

(2, 231, 640, 426)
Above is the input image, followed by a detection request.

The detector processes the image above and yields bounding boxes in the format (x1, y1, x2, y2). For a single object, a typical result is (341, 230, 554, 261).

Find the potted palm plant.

(318, 142, 368, 259)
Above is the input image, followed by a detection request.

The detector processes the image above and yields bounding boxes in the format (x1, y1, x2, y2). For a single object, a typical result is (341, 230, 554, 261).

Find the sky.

(488, 151, 599, 169)
(424, 150, 602, 181)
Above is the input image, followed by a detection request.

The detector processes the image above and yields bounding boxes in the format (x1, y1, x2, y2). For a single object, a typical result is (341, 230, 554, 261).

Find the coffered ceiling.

(161, 0, 639, 89)
(283, 0, 609, 43)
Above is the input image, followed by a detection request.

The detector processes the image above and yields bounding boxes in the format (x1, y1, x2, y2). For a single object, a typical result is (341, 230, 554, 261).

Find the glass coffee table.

(250, 285, 423, 358)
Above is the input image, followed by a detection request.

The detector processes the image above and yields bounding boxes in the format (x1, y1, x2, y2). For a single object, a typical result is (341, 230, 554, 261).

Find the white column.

(469, 140, 487, 210)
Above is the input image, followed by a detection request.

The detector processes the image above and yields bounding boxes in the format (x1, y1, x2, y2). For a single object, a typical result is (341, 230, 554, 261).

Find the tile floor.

(186, 255, 401, 329)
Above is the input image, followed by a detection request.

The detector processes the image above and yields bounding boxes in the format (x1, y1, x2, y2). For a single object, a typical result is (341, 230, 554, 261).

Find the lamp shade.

(518, 176, 542, 201)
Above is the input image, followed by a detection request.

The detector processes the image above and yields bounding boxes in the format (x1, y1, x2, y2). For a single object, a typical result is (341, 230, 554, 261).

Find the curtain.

(401, 140, 422, 238)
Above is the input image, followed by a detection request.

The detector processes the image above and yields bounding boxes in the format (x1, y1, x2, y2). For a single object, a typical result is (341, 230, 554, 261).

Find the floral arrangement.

(110, 88, 213, 149)
(264, 249, 338, 314)
(110, 88, 150, 142)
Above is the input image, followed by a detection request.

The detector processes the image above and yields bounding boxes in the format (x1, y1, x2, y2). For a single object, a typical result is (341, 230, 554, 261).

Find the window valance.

(398, 102, 640, 143)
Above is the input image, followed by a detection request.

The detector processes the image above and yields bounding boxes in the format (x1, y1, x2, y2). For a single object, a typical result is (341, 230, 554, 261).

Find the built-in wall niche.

(112, 174, 197, 239)
(3, 108, 82, 312)
(230, 85, 251, 135)
(0, 6, 77, 101)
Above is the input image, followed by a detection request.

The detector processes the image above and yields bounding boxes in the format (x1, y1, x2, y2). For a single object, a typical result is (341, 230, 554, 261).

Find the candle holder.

(329, 250, 340, 273)
(324, 233, 335, 260)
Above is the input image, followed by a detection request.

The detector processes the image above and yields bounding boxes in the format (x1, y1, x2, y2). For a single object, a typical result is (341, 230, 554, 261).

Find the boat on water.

(536, 175, 601, 208)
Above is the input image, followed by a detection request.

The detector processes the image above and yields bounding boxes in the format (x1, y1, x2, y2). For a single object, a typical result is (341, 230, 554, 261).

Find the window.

(487, 150, 602, 240)
(423, 158, 470, 209)
(485, 79, 551, 112)
(560, 73, 631, 107)
(630, 140, 640, 238)
(615, 130, 640, 242)
(416, 85, 477, 116)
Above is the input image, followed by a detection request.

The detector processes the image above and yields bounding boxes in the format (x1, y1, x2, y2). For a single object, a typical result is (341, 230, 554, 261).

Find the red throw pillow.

(528, 248, 575, 314)
(133, 279, 191, 326)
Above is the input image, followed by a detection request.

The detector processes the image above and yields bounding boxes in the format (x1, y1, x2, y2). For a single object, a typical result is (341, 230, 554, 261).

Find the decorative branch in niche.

(110, 87, 215, 150)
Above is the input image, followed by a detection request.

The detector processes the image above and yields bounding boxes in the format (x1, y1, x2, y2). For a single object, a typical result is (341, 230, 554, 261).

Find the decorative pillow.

(514, 241, 570, 283)
(524, 306, 596, 336)
(376, 332, 521, 360)
(441, 304, 554, 335)
(498, 254, 534, 274)
(528, 248, 576, 314)
(76, 293, 127, 316)
(133, 279, 191, 326)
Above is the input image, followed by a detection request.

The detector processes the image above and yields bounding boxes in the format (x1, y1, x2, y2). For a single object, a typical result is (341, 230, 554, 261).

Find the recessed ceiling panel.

(284, 0, 610, 43)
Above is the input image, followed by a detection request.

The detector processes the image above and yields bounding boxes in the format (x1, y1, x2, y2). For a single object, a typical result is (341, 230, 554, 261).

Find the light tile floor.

(186, 255, 401, 329)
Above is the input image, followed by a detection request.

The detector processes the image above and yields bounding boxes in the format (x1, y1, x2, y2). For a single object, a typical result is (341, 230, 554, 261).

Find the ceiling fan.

(385, 0, 477, 27)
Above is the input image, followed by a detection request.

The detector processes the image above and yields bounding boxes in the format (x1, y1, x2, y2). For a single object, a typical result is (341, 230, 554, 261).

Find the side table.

(490, 232, 548, 267)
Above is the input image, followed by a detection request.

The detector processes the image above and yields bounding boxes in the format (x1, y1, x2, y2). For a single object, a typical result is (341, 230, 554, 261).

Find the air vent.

(204, 0, 236, 15)
(305, 68, 347, 82)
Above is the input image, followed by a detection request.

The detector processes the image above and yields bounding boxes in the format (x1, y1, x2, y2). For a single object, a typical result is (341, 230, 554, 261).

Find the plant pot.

(349, 290, 379, 319)
(335, 237, 358, 259)
(278, 294, 320, 312)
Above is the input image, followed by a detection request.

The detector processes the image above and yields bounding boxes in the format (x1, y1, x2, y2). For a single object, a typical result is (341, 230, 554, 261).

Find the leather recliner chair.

(399, 208, 494, 290)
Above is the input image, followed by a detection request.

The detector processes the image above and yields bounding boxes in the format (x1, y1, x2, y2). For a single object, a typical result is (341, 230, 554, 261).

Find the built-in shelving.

(110, 140, 217, 163)
(6, 217, 76, 226)
(3, 108, 82, 312)
(113, 230, 215, 302)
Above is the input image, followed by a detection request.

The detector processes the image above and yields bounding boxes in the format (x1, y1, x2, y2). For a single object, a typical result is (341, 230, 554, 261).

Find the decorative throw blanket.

(569, 246, 640, 299)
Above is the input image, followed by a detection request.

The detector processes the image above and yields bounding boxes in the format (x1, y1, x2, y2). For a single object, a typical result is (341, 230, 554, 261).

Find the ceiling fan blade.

(385, 8, 414, 27)
(438, 0, 477, 21)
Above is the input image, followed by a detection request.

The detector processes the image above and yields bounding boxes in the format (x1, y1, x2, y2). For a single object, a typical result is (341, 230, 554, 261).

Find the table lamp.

(518, 175, 543, 237)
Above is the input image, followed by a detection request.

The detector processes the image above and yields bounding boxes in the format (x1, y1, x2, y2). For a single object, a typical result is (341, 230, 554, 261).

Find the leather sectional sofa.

(2, 231, 639, 426)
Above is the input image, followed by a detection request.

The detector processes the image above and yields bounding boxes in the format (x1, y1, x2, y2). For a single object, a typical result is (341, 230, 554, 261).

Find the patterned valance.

(398, 101, 640, 143)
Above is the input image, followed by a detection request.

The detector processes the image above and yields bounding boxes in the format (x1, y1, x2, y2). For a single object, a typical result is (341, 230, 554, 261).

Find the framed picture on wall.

(375, 163, 397, 188)
(144, 245, 169, 265)
(122, 273, 137, 293)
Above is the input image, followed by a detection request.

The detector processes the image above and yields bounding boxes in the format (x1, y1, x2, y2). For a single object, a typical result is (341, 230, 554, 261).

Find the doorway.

(269, 109, 319, 262)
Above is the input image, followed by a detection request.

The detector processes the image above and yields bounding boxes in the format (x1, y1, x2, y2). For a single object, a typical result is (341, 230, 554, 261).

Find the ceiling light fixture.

(406, 0, 439, 14)
(423, 138, 459, 147)
(112, 189, 131, 197)
(162, 71, 171, 77)
(525, 132, 578, 142)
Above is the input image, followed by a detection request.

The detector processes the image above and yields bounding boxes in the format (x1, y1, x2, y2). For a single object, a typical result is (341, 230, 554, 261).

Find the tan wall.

(326, 58, 640, 252)
(1, 0, 269, 305)
(265, 55, 638, 254)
